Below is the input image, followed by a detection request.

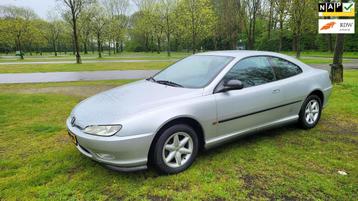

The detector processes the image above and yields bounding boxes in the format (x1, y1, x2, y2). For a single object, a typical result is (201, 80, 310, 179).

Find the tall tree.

(103, 0, 130, 53)
(178, 0, 216, 53)
(60, 0, 91, 64)
(330, 0, 350, 83)
(91, 3, 108, 58)
(275, 0, 289, 51)
(41, 13, 64, 56)
(133, 0, 157, 52)
(243, 0, 260, 50)
(289, 0, 315, 58)
(78, 8, 94, 54)
(266, 0, 274, 40)
(160, 0, 176, 56)
(212, 0, 241, 50)
(0, 5, 37, 59)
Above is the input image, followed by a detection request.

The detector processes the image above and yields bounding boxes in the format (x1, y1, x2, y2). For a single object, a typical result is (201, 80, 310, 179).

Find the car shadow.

(100, 123, 300, 177)
(201, 123, 299, 157)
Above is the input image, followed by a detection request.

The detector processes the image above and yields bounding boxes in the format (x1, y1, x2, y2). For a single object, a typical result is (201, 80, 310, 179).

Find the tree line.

(0, 0, 357, 62)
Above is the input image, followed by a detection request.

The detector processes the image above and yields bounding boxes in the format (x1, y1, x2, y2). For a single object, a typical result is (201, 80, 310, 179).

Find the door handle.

(272, 89, 280, 94)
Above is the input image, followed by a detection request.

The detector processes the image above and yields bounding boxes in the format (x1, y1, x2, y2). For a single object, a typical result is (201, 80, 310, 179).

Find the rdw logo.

(319, 19, 355, 34)
(320, 22, 336, 30)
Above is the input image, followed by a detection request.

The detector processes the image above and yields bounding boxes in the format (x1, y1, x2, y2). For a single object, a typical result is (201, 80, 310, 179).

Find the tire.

(152, 124, 199, 174)
(298, 94, 322, 129)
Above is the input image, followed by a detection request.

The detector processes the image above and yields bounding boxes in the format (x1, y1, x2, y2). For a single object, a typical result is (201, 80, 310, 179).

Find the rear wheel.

(298, 95, 322, 129)
(152, 124, 198, 174)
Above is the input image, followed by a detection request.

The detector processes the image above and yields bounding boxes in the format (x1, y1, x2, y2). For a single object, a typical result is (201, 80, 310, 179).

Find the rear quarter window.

(269, 57, 302, 80)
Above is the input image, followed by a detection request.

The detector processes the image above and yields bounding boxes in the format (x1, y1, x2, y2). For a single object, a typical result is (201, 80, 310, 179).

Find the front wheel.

(298, 94, 322, 129)
(152, 124, 198, 174)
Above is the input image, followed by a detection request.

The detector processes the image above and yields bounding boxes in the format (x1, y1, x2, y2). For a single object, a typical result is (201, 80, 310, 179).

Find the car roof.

(196, 50, 287, 58)
(195, 50, 313, 71)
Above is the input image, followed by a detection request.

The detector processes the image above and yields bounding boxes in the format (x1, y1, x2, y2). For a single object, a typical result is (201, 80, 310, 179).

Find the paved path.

(0, 70, 160, 84)
(0, 59, 176, 65)
(313, 63, 357, 70)
(0, 64, 356, 84)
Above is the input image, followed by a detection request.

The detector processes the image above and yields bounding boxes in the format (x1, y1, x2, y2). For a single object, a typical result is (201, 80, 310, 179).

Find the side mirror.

(217, 79, 244, 93)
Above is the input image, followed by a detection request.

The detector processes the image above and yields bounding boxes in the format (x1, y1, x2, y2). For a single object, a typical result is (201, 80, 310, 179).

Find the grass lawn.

(0, 71, 357, 200)
(0, 62, 171, 74)
(283, 51, 358, 59)
(0, 52, 190, 63)
(0, 58, 354, 74)
(0, 51, 355, 74)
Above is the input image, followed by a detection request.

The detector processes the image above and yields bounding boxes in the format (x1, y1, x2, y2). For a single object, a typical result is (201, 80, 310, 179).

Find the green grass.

(0, 58, 353, 74)
(0, 52, 189, 63)
(0, 51, 355, 74)
(0, 62, 171, 73)
(283, 51, 358, 59)
(0, 70, 357, 200)
(0, 79, 135, 91)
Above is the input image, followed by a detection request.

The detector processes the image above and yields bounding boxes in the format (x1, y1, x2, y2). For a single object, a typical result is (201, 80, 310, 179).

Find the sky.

(0, 0, 58, 19)
(0, 0, 137, 20)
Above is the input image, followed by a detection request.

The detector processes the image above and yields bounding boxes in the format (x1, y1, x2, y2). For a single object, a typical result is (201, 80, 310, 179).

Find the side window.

(223, 56, 275, 88)
(269, 57, 302, 80)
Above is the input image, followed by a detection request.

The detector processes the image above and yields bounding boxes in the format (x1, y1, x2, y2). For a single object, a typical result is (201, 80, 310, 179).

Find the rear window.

(269, 57, 302, 80)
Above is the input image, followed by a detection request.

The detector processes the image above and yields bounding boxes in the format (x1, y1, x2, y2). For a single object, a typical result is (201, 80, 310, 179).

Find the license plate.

(68, 131, 77, 145)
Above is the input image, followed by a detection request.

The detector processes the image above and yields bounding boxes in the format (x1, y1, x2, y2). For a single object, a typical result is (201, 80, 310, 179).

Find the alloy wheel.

(162, 132, 193, 168)
(304, 99, 320, 125)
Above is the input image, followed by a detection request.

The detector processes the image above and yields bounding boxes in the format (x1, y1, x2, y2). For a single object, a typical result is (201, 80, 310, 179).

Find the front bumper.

(66, 118, 155, 171)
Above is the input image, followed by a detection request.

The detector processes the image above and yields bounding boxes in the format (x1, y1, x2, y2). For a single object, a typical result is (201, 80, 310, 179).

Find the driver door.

(213, 56, 287, 140)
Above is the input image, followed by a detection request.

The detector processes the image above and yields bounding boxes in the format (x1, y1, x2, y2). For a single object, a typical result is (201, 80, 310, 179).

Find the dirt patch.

(147, 195, 172, 201)
(241, 174, 274, 200)
(319, 117, 358, 135)
(14, 85, 116, 97)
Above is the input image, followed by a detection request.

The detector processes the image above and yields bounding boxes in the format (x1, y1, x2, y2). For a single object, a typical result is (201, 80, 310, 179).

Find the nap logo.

(319, 19, 355, 34)
(318, 2, 355, 17)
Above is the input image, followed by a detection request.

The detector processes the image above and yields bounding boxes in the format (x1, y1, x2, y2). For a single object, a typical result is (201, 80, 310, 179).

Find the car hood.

(71, 80, 203, 127)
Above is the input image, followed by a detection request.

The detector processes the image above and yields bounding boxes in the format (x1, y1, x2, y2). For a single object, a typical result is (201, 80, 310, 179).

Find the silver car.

(67, 51, 332, 174)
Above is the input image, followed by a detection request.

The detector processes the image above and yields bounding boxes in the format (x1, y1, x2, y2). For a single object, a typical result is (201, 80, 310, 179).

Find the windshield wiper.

(156, 80, 184, 88)
(146, 77, 157, 82)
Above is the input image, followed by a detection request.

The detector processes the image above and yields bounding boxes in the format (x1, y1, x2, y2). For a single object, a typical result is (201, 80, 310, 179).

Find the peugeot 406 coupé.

(67, 51, 332, 174)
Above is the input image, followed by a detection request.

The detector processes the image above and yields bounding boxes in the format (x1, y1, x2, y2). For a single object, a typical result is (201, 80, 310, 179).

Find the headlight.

(83, 125, 122, 136)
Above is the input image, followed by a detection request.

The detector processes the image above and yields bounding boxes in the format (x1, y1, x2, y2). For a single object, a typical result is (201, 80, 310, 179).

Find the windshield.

(153, 55, 233, 88)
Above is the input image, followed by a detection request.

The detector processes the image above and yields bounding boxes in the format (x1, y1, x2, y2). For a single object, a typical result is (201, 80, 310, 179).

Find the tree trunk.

(279, 18, 283, 51)
(191, 10, 196, 54)
(328, 34, 333, 52)
(268, 1, 273, 40)
(116, 41, 119, 54)
(292, 33, 297, 51)
(145, 34, 149, 52)
(247, 20, 253, 49)
(231, 31, 237, 50)
(72, 14, 81, 64)
(331, 34, 344, 83)
(72, 37, 75, 55)
(252, 13, 256, 49)
(192, 31, 196, 54)
(97, 34, 102, 58)
(151, 35, 154, 53)
(17, 35, 24, 60)
(120, 41, 123, 52)
(108, 41, 111, 56)
(53, 41, 57, 56)
(84, 41, 88, 54)
(157, 36, 161, 54)
(92, 39, 95, 54)
(296, 32, 301, 58)
(167, 33, 171, 56)
(166, 14, 171, 57)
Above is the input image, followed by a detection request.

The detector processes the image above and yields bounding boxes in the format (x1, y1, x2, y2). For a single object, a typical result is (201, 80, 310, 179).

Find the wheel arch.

(147, 116, 205, 165)
(308, 89, 324, 104)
